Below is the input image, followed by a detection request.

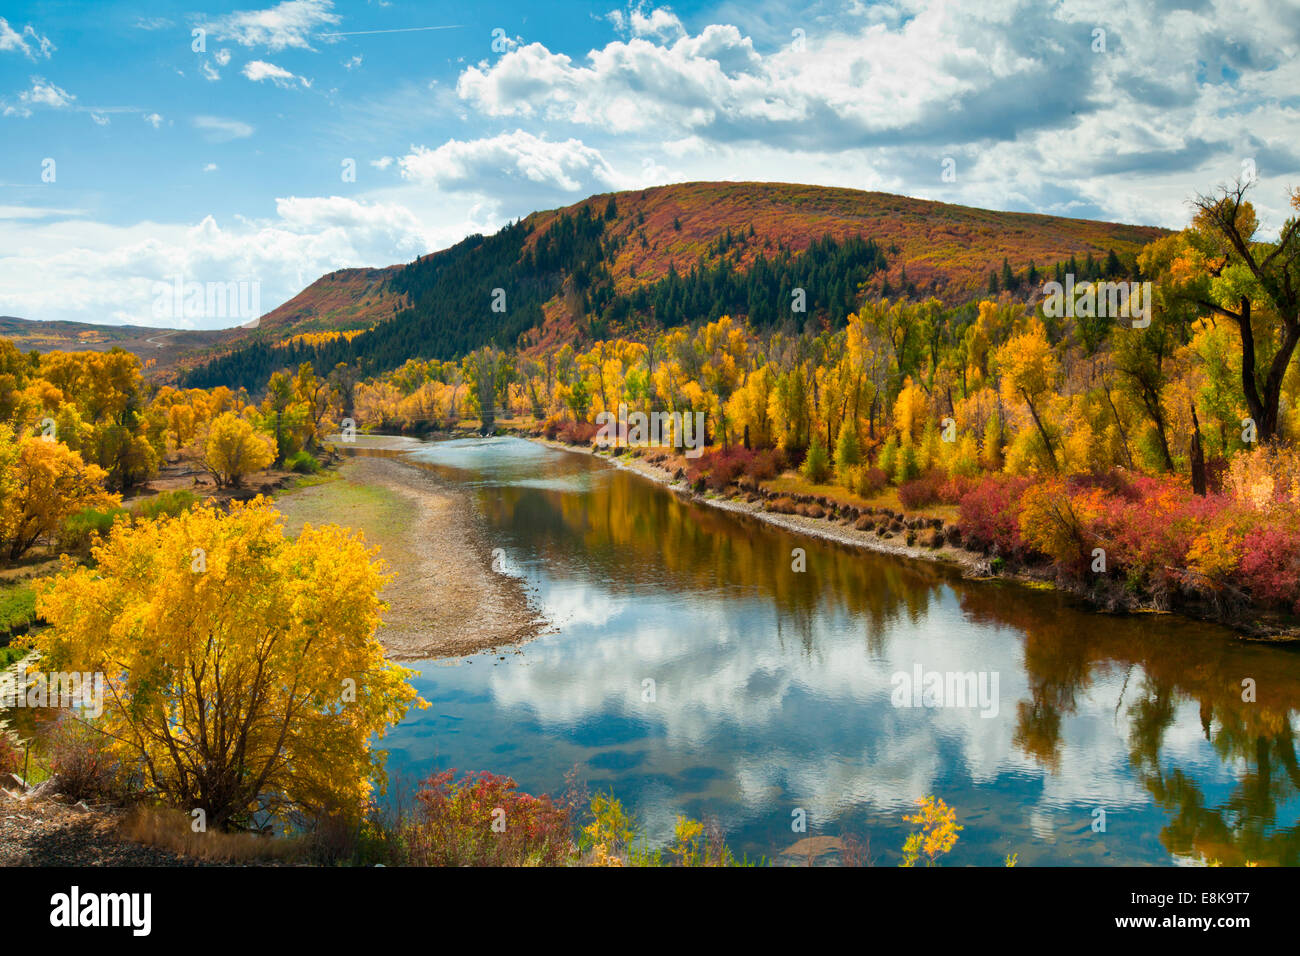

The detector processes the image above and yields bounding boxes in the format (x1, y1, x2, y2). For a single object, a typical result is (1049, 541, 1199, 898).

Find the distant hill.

(7, 183, 1171, 391)
(0, 315, 232, 375)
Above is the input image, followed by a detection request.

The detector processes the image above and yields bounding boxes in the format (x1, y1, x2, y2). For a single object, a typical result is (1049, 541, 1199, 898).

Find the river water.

(378, 436, 1300, 866)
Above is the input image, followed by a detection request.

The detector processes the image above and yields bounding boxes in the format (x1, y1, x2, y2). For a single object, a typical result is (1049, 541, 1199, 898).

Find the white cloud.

(203, 163, 219, 173)
(143, 112, 163, 128)
(0, 205, 87, 220)
(198, 0, 340, 52)
(0, 18, 54, 59)
(19, 76, 74, 109)
(0, 196, 430, 329)
(201, 61, 221, 81)
(214, 48, 232, 66)
(399, 129, 631, 197)
(451, 0, 1300, 233)
(343, 54, 362, 70)
(609, 5, 686, 43)
(242, 59, 311, 88)
(370, 156, 394, 169)
(192, 115, 255, 141)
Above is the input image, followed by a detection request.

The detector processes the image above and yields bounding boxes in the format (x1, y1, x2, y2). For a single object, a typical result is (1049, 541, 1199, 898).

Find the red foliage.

(1096, 481, 1227, 592)
(937, 472, 979, 505)
(0, 732, 19, 776)
(412, 770, 574, 866)
(858, 466, 889, 497)
(956, 475, 1032, 556)
(557, 420, 598, 445)
(898, 475, 942, 510)
(1240, 521, 1300, 612)
(687, 446, 782, 491)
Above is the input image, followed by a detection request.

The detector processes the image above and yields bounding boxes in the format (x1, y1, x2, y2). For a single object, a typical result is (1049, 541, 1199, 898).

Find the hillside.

(0, 316, 229, 375)
(251, 266, 407, 335)
(161, 183, 1169, 390)
(529, 181, 1165, 296)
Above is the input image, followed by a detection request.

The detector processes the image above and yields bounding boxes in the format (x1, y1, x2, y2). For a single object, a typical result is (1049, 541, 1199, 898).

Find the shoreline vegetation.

(515, 427, 1297, 643)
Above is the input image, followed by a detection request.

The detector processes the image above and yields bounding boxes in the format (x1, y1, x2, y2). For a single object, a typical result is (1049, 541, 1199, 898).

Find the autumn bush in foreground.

(0, 731, 19, 776)
(35, 497, 425, 830)
(407, 770, 575, 866)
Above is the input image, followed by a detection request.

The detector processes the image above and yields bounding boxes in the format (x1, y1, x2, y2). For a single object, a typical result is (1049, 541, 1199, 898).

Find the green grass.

(0, 583, 37, 642)
(0, 645, 29, 668)
(272, 466, 413, 542)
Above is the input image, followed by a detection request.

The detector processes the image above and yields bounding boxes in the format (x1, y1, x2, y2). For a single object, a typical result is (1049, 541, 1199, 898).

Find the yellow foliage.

(0, 426, 117, 561)
(202, 412, 275, 488)
(900, 796, 962, 867)
(35, 498, 426, 829)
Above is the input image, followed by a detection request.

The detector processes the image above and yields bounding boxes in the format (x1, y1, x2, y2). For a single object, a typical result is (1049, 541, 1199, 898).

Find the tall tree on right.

(1154, 181, 1300, 443)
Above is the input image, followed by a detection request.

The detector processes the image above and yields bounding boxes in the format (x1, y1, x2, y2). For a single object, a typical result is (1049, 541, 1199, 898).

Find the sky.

(1, 0, 1298, 330)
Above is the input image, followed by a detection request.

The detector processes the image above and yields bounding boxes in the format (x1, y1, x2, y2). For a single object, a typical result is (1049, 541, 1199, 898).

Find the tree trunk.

(1022, 389, 1059, 472)
(1190, 403, 1207, 496)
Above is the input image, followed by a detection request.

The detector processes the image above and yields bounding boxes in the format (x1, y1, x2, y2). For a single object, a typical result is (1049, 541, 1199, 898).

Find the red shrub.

(0, 732, 19, 776)
(937, 473, 979, 505)
(898, 475, 942, 510)
(858, 466, 889, 497)
(686, 446, 780, 491)
(557, 420, 598, 445)
(1240, 520, 1300, 612)
(411, 770, 574, 867)
(1100, 482, 1227, 591)
(745, 448, 784, 482)
(957, 476, 1032, 556)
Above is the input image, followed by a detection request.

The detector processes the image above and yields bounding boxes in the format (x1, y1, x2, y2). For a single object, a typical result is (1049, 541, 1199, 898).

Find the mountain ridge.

(4, 182, 1171, 388)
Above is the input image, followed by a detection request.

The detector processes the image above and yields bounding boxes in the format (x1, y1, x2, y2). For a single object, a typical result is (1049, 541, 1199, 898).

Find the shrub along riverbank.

(524, 423, 1300, 640)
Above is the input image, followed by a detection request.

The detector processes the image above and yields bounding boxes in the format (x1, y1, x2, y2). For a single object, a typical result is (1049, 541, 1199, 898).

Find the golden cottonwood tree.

(0, 428, 117, 561)
(36, 498, 425, 830)
(202, 412, 275, 487)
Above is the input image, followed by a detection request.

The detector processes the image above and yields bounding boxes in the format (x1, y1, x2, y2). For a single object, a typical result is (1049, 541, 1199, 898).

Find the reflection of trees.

(961, 579, 1300, 865)
(1127, 673, 1300, 866)
(479, 467, 952, 660)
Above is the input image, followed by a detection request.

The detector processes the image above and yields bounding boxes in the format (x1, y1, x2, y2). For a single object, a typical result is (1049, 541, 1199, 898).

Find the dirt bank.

(274, 455, 546, 661)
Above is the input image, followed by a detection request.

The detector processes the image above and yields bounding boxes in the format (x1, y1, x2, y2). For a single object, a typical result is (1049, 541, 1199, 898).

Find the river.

(373, 435, 1300, 866)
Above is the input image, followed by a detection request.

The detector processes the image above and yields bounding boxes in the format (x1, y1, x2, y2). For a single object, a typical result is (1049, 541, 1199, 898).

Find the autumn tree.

(202, 412, 275, 488)
(35, 498, 425, 829)
(1161, 182, 1300, 442)
(0, 427, 118, 561)
(995, 318, 1061, 472)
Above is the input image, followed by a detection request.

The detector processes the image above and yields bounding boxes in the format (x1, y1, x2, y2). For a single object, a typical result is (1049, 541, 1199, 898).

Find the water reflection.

(377, 437, 1300, 866)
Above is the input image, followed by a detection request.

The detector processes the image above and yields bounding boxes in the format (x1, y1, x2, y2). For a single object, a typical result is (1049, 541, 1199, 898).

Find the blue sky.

(2, 0, 1298, 329)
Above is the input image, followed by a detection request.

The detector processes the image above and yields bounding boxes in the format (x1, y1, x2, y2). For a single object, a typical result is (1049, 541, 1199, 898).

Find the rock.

(20, 776, 60, 802)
